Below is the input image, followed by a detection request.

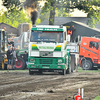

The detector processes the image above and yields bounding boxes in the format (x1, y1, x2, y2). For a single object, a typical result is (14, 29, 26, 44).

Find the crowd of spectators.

(7, 38, 16, 70)
(7, 38, 28, 70)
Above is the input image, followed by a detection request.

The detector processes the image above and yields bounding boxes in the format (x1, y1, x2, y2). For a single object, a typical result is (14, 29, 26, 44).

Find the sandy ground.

(0, 70, 100, 100)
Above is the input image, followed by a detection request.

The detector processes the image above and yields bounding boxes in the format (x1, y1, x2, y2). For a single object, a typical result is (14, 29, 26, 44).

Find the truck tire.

(61, 69, 66, 75)
(70, 54, 75, 72)
(81, 60, 92, 70)
(66, 54, 71, 74)
(66, 64, 71, 74)
(15, 57, 25, 70)
(4, 64, 7, 70)
(29, 69, 34, 75)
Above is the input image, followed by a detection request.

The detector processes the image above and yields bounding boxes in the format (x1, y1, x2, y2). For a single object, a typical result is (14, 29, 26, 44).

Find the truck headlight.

(58, 59, 62, 63)
(30, 59, 35, 62)
(57, 66, 61, 68)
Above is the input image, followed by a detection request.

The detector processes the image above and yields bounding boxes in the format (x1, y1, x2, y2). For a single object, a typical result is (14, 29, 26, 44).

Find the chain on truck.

(28, 25, 77, 75)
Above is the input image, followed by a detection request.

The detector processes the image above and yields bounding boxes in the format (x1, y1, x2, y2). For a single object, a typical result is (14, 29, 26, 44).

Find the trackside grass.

(78, 67, 100, 100)
(78, 67, 100, 73)
(93, 96, 100, 100)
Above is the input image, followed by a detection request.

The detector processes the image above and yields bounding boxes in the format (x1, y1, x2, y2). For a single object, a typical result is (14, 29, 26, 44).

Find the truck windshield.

(30, 31, 63, 43)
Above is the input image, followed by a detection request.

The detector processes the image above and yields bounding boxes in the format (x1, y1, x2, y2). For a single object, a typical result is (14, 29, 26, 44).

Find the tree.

(0, 9, 31, 28)
(36, 18, 41, 25)
(2, 0, 100, 27)
(2, 0, 22, 12)
(42, 0, 100, 27)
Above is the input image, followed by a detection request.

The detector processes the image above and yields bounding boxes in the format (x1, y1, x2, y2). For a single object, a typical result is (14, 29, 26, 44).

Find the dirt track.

(0, 70, 100, 100)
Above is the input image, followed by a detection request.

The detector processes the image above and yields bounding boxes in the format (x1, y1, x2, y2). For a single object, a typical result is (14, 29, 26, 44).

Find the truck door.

(4, 31, 8, 52)
(0, 30, 1, 52)
(1, 30, 4, 52)
(89, 41, 99, 63)
(1, 31, 8, 52)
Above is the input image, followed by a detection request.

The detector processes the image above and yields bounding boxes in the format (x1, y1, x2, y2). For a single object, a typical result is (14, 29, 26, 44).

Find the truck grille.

(40, 51, 53, 57)
(40, 59, 53, 64)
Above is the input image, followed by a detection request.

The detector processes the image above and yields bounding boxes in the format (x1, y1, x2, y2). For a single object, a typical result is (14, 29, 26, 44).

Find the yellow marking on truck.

(32, 44, 37, 47)
(56, 45, 61, 47)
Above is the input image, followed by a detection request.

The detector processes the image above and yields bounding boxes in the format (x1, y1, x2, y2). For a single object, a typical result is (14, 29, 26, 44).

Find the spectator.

(22, 51, 28, 68)
(10, 39, 14, 47)
(12, 47, 16, 70)
(8, 38, 11, 49)
(7, 46, 13, 69)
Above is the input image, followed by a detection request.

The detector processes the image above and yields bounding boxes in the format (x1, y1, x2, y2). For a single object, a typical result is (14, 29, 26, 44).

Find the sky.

(0, 1, 87, 17)
(70, 9, 87, 17)
(0, 0, 3, 10)
(0, 0, 6, 11)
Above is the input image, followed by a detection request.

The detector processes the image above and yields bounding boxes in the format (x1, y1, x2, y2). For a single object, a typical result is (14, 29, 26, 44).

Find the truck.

(14, 31, 29, 69)
(18, 23, 32, 36)
(1, 23, 31, 70)
(79, 37, 100, 70)
(67, 42, 79, 71)
(1, 31, 30, 70)
(0, 29, 8, 70)
(28, 25, 76, 75)
(13, 23, 31, 70)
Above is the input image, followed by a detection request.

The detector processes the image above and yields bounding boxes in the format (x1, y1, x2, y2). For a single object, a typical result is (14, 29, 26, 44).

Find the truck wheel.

(61, 69, 66, 75)
(15, 57, 25, 70)
(81, 60, 92, 70)
(66, 54, 71, 74)
(66, 64, 71, 74)
(70, 54, 75, 72)
(4, 64, 7, 70)
(29, 69, 34, 75)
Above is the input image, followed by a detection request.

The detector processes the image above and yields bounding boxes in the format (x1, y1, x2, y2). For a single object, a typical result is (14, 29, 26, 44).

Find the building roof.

(0, 22, 18, 30)
(39, 17, 100, 29)
(65, 21, 100, 32)
(39, 17, 89, 25)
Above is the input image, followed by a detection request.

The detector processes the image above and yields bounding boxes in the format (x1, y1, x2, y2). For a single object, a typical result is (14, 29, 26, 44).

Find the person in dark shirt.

(12, 47, 16, 70)
(7, 46, 13, 69)
(10, 39, 14, 47)
(22, 51, 28, 68)
(8, 38, 11, 49)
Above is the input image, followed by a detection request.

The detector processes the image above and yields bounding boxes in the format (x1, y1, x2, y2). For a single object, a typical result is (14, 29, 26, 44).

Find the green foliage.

(78, 67, 100, 73)
(75, 0, 100, 27)
(40, 12, 50, 22)
(0, 9, 31, 28)
(55, 8, 71, 17)
(94, 96, 100, 100)
(41, 0, 100, 27)
(41, 2, 52, 13)
(2, 0, 100, 27)
(2, 0, 22, 12)
(36, 18, 41, 25)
